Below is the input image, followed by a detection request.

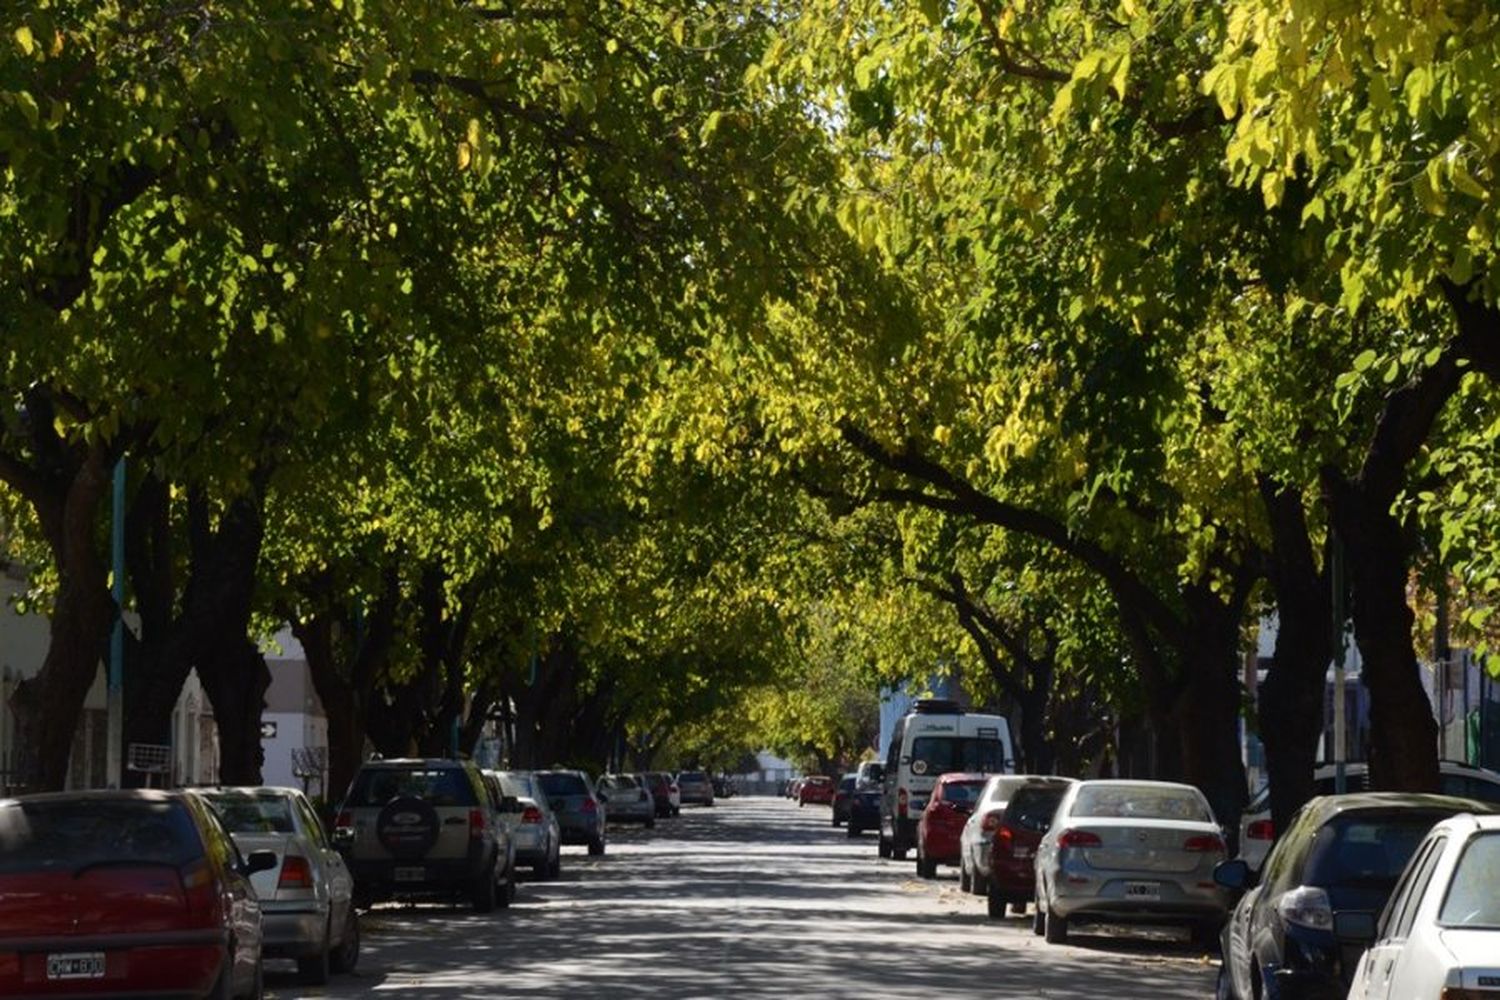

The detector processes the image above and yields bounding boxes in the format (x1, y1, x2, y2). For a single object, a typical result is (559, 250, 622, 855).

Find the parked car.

(598, 774, 655, 827)
(856, 761, 885, 790)
(1238, 761, 1500, 871)
(640, 772, 681, 818)
(958, 774, 1055, 895)
(1034, 779, 1229, 947)
(879, 699, 1014, 861)
(677, 771, 715, 807)
(832, 774, 858, 826)
(848, 782, 882, 839)
(712, 775, 737, 799)
(1347, 812, 1500, 1000)
(1214, 792, 1494, 1000)
(916, 773, 989, 878)
(204, 786, 359, 985)
(335, 757, 512, 912)
(537, 769, 608, 855)
(986, 778, 1075, 919)
(799, 775, 836, 807)
(491, 770, 562, 879)
(0, 789, 275, 999)
(785, 778, 803, 800)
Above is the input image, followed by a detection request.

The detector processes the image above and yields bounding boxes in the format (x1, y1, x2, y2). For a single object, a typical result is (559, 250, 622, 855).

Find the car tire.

(847, 823, 860, 838)
(246, 956, 264, 1000)
(891, 843, 908, 861)
(1010, 902, 1028, 917)
(959, 860, 972, 893)
(1044, 910, 1069, 945)
(1215, 962, 1235, 1000)
(588, 836, 606, 857)
(973, 869, 989, 896)
(330, 907, 360, 974)
(471, 871, 497, 913)
(646, 817, 656, 829)
(296, 921, 332, 985)
(549, 852, 562, 879)
(987, 887, 1007, 920)
(1031, 905, 1046, 936)
(916, 853, 937, 879)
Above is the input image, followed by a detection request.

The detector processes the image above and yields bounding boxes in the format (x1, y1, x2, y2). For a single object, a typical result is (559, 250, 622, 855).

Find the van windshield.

(910, 737, 1006, 775)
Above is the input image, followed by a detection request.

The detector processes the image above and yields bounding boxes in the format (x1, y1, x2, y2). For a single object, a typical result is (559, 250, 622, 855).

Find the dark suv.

(335, 758, 512, 912)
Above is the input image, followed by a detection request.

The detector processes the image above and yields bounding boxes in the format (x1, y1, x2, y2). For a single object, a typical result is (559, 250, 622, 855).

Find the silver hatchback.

(1034, 779, 1229, 947)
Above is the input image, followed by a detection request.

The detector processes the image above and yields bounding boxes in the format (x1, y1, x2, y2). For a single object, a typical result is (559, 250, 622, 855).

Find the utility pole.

(1330, 534, 1348, 795)
(106, 457, 125, 788)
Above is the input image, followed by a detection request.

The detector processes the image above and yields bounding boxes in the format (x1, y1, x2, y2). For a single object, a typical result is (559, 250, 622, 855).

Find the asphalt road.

(267, 796, 1216, 999)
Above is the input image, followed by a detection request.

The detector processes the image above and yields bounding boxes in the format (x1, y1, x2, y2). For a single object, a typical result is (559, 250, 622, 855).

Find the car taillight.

(1057, 829, 1103, 849)
(1246, 819, 1274, 841)
(179, 860, 220, 922)
(469, 808, 485, 839)
(898, 788, 908, 818)
(335, 811, 352, 828)
(521, 806, 543, 824)
(1184, 834, 1227, 853)
(582, 798, 598, 814)
(981, 811, 1003, 834)
(996, 825, 1014, 853)
(278, 855, 314, 890)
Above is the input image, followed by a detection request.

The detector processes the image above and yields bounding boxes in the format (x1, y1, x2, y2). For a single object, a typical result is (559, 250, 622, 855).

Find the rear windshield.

(0, 799, 203, 874)
(538, 772, 589, 797)
(839, 777, 856, 791)
(678, 772, 707, 782)
(1440, 832, 1500, 928)
(1441, 775, 1500, 804)
(497, 773, 539, 800)
(204, 792, 295, 834)
(346, 768, 478, 808)
(910, 737, 1006, 775)
(1071, 785, 1212, 822)
(1006, 786, 1069, 832)
(1305, 813, 1440, 888)
(941, 781, 988, 805)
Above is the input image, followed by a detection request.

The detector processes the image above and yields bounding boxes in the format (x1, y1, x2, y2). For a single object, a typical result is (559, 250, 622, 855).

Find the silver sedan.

(1033, 779, 1229, 948)
(597, 774, 656, 827)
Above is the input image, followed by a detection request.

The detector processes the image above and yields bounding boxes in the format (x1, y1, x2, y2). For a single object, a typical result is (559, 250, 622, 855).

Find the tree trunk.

(199, 638, 271, 784)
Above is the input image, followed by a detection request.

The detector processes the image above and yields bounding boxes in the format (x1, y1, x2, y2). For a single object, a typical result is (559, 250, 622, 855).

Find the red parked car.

(917, 773, 989, 878)
(0, 789, 276, 999)
(986, 778, 1073, 918)
(798, 776, 836, 806)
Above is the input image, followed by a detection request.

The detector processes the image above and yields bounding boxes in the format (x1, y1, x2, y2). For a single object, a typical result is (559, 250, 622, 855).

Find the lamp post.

(106, 457, 125, 788)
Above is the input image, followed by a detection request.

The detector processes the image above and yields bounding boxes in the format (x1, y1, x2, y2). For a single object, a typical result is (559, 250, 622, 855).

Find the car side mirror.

(242, 850, 278, 876)
(1213, 858, 1256, 892)
(332, 826, 355, 850)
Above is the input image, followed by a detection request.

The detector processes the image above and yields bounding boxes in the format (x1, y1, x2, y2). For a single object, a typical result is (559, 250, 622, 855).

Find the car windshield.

(539, 773, 589, 797)
(0, 799, 202, 874)
(909, 737, 1006, 775)
(203, 792, 296, 834)
(1006, 786, 1069, 832)
(1439, 833, 1500, 928)
(1305, 814, 1439, 889)
(1071, 785, 1212, 822)
(838, 777, 856, 791)
(679, 772, 707, 783)
(498, 773, 539, 800)
(941, 780, 987, 805)
(346, 768, 478, 808)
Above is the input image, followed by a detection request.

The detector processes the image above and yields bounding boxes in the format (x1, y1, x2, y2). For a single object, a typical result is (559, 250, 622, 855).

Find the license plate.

(47, 953, 105, 980)
(394, 866, 426, 882)
(1124, 881, 1160, 900)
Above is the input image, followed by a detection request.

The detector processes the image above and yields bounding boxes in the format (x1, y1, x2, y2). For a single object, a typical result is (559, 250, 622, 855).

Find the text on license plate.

(394, 866, 426, 882)
(1124, 881, 1160, 900)
(47, 953, 106, 980)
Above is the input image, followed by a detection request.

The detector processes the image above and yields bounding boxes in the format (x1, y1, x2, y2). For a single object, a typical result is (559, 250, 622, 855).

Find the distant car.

(677, 771, 715, 807)
(785, 778, 803, 800)
(712, 775, 737, 799)
(1034, 779, 1229, 948)
(1238, 761, 1500, 870)
(538, 769, 608, 855)
(856, 761, 885, 789)
(1347, 812, 1500, 1000)
(986, 778, 1075, 919)
(0, 789, 275, 999)
(598, 774, 655, 827)
(204, 786, 360, 985)
(916, 773, 989, 878)
(832, 775, 858, 826)
(1215, 793, 1494, 1000)
(335, 757, 512, 912)
(639, 772, 681, 818)
(799, 776, 836, 807)
(848, 782, 882, 839)
(491, 770, 562, 879)
(958, 775, 1054, 895)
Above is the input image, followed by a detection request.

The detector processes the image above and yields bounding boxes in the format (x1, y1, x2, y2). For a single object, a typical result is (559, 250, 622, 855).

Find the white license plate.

(393, 866, 426, 882)
(47, 953, 105, 980)
(1124, 881, 1160, 900)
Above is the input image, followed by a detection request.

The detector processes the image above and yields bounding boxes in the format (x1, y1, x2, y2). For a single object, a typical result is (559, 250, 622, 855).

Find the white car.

(1347, 812, 1500, 1000)
(958, 775, 1053, 896)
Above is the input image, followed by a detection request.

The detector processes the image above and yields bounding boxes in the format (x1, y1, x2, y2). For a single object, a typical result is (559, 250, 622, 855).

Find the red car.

(798, 776, 836, 806)
(0, 789, 276, 999)
(986, 778, 1073, 918)
(917, 773, 989, 877)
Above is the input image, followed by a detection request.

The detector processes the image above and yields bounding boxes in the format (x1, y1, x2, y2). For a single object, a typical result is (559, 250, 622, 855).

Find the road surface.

(268, 796, 1216, 998)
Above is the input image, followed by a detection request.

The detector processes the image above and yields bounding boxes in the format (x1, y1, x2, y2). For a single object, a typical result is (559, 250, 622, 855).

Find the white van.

(879, 699, 1014, 860)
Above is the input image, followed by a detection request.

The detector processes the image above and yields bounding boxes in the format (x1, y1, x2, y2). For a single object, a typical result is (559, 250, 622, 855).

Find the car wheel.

(588, 836, 606, 857)
(245, 956, 264, 1000)
(877, 835, 891, 859)
(916, 853, 937, 879)
(1191, 920, 1221, 954)
(1009, 902, 1028, 917)
(498, 871, 516, 908)
(847, 823, 860, 838)
(549, 851, 562, 879)
(1031, 905, 1046, 936)
(1215, 962, 1235, 1000)
(891, 842, 908, 861)
(1043, 910, 1068, 945)
(646, 817, 656, 829)
(471, 871, 497, 913)
(959, 859, 972, 893)
(330, 907, 360, 974)
(296, 920, 332, 985)
(973, 869, 989, 896)
(987, 887, 1007, 920)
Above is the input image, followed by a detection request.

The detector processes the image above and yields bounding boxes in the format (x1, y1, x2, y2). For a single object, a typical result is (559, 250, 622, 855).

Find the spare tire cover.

(376, 796, 441, 860)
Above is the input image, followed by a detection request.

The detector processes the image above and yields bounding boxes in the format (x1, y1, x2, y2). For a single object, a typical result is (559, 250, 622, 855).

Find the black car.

(846, 782, 881, 838)
(831, 774, 858, 827)
(1215, 792, 1494, 1000)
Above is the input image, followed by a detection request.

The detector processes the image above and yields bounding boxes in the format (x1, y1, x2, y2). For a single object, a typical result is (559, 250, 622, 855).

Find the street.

(267, 797, 1216, 999)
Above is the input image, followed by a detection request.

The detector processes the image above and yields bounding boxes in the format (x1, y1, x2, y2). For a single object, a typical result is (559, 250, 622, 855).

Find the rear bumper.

(988, 855, 1039, 897)
(921, 827, 964, 862)
(848, 803, 880, 827)
(350, 855, 492, 898)
(557, 818, 603, 844)
(0, 936, 224, 998)
(261, 908, 327, 957)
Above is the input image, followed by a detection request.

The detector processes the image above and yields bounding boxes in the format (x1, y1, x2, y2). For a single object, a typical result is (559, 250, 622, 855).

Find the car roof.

(1071, 779, 1201, 793)
(938, 772, 992, 783)
(1300, 792, 1499, 822)
(199, 786, 303, 797)
(359, 758, 471, 769)
(2, 788, 185, 806)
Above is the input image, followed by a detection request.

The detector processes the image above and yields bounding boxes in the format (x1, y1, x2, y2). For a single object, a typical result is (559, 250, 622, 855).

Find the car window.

(1383, 836, 1444, 940)
(202, 808, 244, 872)
(0, 798, 204, 873)
(838, 777, 856, 792)
(1439, 832, 1500, 928)
(679, 772, 707, 783)
(940, 780, 988, 805)
(204, 791, 296, 834)
(909, 737, 1006, 775)
(1305, 814, 1441, 889)
(1442, 776, 1500, 805)
(294, 796, 329, 849)
(346, 768, 479, 807)
(499, 773, 538, 800)
(1005, 786, 1069, 832)
(538, 772, 589, 797)
(1070, 785, 1212, 822)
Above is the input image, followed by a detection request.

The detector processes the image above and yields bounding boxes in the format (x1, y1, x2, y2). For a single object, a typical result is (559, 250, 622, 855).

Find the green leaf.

(1353, 349, 1377, 372)
(13, 25, 33, 55)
